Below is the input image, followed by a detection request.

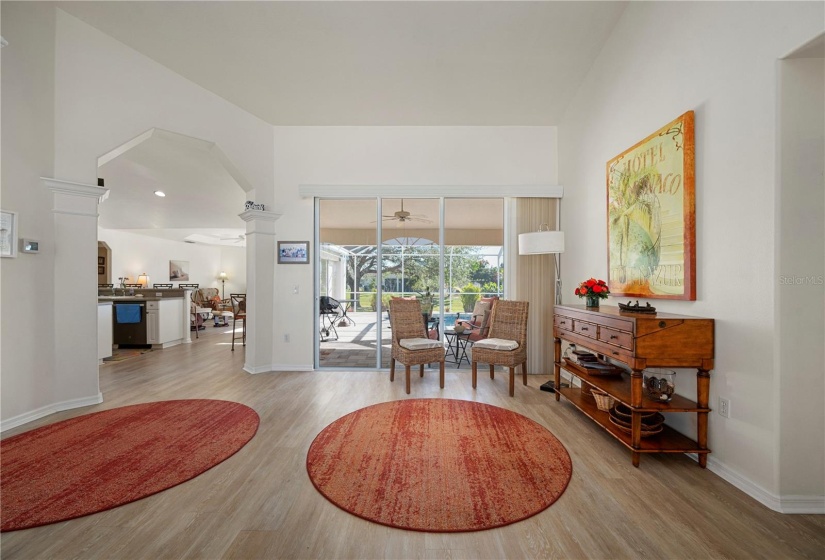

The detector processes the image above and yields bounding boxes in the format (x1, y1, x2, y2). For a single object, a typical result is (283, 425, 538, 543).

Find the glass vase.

(643, 368, 676, 402)
(585, 294, 600, 308)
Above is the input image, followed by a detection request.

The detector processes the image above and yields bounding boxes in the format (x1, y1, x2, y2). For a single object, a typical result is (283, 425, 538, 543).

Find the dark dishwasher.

(113, 302, 147, 346)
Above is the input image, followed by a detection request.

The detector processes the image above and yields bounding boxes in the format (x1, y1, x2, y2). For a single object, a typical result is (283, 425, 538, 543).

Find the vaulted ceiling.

(65, 1, 628, 244)
(60, 1, 627, 126)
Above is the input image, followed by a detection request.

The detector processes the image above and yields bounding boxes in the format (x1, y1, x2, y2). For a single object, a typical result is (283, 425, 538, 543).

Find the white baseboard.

(243, 363, 314, 374)
(777, 494, 825, 514)
(688, 453, 825, 514)
(1, 393, 104, 433)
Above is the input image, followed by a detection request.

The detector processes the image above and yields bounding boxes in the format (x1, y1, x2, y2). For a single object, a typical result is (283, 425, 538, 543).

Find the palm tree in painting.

(608, 167, 662, 286)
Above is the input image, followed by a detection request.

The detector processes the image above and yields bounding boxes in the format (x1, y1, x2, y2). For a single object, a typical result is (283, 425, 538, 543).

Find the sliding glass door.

(316, 197, 504, 369)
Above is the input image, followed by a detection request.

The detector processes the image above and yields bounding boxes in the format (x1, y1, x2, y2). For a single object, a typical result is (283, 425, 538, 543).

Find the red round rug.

(1, 399, 259, 532)
(306, 399, 572, 532)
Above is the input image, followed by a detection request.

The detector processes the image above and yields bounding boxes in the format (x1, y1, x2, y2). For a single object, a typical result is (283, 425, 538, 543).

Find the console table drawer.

(554, 315, 573, 332)
(573, 320, 597, 339)
(598, 326, 633, 350)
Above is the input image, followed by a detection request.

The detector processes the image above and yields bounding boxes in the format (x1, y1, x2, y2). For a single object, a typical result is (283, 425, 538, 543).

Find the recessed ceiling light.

(154, 191, 166, 197)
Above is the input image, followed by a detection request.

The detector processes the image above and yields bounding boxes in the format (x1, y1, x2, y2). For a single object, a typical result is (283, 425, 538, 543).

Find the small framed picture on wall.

(1, 210, 18, 258)
(169, 260, 190, 281)
(278, 241, 310, 264)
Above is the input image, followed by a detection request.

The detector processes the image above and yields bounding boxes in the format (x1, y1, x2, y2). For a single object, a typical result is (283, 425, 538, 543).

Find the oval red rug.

(1, 399, 259, 532)
(306, 399, 572, 532)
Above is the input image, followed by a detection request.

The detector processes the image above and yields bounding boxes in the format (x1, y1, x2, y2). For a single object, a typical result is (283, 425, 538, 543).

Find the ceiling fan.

(380, 200, 432, 224)
(218, 233, 246, 245)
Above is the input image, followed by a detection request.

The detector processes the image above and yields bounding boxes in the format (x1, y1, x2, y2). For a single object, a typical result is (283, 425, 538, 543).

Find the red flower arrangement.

(574, 278, 610, 300)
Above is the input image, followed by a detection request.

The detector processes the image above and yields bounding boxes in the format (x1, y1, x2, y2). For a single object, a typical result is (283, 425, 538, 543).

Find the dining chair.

(230, 293, 246, 351)
(389, 298, 445, 394)
(470, 299, 529, 397)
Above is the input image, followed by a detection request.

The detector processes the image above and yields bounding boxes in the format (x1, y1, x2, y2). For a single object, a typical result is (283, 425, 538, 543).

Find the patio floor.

(318, 311, 472, 370)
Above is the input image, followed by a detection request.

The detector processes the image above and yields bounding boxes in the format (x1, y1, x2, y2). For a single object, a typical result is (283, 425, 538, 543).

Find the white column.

(240, 209, 281, 373)
(182, 289, 193, 344)
(42, 177, 107, 406)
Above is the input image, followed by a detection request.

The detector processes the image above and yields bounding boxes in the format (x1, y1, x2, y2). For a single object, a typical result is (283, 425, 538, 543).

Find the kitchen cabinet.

(147, 299, 184, 348)
(97, 302, 113, 361)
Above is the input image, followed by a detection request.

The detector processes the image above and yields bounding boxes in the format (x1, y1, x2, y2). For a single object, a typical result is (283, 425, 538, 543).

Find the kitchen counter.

(98, 295, 184, 302)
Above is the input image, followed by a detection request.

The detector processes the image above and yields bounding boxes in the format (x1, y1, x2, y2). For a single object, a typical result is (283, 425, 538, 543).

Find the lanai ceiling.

(62, 1, 628, 243)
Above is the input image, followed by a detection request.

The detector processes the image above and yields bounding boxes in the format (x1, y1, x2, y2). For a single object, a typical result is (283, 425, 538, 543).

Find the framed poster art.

(607, 111, 696, 300)
(278, 241, 310, 264)
(169, 260, 190, 281)
(1, 210, 18, 258)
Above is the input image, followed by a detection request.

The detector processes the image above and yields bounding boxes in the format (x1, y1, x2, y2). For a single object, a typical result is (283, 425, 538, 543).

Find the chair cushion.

(399, 338, 443, 350)
(472, 338, 519, 351)
(470, 300, 491, 323)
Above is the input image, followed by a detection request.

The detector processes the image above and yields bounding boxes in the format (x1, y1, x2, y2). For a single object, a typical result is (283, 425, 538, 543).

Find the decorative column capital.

(41, 177, 107, 199)
(239, 209, 281, 223)
(41, 177, 108, 217)
(240, 209, 281, 236)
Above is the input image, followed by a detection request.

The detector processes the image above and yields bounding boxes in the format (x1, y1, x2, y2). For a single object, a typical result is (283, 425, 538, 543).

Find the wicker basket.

(591, 388, 615, 412)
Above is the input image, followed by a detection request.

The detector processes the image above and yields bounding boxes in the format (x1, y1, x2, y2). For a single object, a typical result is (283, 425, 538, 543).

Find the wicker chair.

(389, 299, 445, 394)
(471, 300, 529, 397)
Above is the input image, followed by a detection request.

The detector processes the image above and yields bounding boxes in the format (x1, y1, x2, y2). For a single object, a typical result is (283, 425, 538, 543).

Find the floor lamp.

(218, 271, 228, 300)
(518, 224, 565, 392)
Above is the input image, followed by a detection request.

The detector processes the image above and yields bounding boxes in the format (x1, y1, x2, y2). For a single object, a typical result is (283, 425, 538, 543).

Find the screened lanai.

(317, 198, 504, 369)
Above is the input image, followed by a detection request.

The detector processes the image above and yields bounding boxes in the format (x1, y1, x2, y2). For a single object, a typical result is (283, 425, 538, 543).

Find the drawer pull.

(560, 321, 566, 325)
(581, 327, 589, 331)
(612, 351, 619, 356)
(659, 321, 666, 328)
(610, 335, 618, 340)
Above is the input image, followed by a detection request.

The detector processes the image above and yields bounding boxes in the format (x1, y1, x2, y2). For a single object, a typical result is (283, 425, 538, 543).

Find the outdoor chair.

(455, 296, 498, 342)
(471, 299, 529, 397)
(319, 296, 344, 341)
(389, 298, 445, 394)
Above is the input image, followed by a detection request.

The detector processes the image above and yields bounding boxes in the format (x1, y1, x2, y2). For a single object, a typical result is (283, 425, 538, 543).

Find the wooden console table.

(553, 305, 714, 468)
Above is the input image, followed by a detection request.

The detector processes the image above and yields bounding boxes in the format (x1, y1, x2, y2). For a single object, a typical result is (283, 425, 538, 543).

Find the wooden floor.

(3, 326, 824, 559)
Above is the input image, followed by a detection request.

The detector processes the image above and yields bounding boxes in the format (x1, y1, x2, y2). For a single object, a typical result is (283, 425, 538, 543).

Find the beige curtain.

(512, 198, 558, 374)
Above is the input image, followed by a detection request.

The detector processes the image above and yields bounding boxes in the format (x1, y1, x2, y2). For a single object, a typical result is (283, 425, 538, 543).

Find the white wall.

(219, 245, 247, 299)
(53, 9, 273, 195)
(776, 55, 825, 500)
(269, 126, 558, 369)
(1, 2, 58, 424)
(1, 5, 270, 427)
(98, 229, 246, 295)
(558, 1, 824, 510)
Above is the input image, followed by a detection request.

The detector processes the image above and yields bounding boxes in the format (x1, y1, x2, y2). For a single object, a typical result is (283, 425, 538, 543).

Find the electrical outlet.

(284, 334, 290, 343)
(718, 397, 730, 418)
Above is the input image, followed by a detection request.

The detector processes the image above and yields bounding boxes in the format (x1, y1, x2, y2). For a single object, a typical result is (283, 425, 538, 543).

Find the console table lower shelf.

(557, 384, 711, 456)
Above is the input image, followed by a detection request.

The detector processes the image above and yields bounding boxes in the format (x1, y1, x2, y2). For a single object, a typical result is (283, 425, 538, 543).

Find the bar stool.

(230, 293, 246, 351)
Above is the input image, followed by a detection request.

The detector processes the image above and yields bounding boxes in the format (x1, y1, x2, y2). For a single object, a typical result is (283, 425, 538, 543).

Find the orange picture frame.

(606, 111, 696, 300)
